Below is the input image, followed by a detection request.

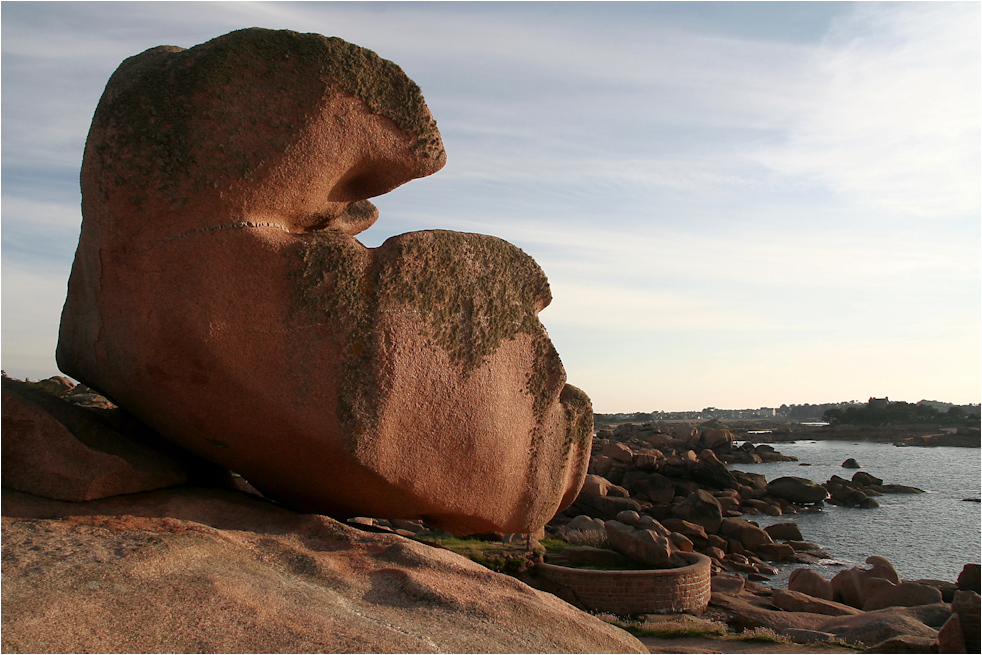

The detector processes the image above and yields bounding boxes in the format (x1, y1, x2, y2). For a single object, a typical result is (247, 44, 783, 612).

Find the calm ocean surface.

(728, 440, 981, 586)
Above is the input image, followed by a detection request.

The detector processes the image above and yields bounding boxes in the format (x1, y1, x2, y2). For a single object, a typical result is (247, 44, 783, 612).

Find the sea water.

(727, 440, 981, 585)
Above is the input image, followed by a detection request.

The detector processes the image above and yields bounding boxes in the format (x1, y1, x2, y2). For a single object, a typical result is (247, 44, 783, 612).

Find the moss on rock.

(374, 230, 551, 372)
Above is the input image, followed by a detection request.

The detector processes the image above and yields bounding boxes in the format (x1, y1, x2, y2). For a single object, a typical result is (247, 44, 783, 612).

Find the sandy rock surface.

(1, 486, 645, 654)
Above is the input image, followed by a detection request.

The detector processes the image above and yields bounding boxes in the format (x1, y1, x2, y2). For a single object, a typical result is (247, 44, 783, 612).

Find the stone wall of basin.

(534, 552, 711, 615)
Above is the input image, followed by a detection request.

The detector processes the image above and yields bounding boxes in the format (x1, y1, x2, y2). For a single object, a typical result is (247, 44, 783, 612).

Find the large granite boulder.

(816, 606, 940, 648)
(622, 470, 675, 504)
(764, 521, 803, 541)
(603, 519, 687, 568)
(56, 28, 592, 535)
(719, 517, 773, 550)
(863, 578, 944, 611)
(957, 563, 980, 593)
(771, 589, 862, 617)
(952, 590, 981, 652)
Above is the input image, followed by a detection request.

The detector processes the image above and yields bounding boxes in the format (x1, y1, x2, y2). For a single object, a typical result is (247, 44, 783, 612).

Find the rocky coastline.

(531, 421, 981, 651)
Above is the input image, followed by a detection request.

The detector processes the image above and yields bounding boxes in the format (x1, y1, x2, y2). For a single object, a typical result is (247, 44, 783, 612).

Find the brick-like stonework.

(534, 552, 711, 615)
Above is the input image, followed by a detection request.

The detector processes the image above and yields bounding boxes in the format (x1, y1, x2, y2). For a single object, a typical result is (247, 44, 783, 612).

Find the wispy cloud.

(755, 2, 981, 218)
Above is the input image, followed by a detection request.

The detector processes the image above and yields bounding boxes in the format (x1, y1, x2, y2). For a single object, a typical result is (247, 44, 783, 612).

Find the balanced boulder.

(862, 579, 943, 611)
(56, 28, 591, 535)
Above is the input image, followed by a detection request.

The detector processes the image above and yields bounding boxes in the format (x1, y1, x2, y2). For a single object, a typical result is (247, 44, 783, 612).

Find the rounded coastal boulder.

(57, 28, 592, 535)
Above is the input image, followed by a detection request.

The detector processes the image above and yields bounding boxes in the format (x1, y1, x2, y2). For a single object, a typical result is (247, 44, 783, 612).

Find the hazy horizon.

(3, 1, 980, 413)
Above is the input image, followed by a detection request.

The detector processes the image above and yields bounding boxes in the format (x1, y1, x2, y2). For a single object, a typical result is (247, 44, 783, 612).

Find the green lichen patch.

(292, 229, 578, 450)
(374, 230, 551, 373)
(191, 28, 441, 146)
(291, 232, 379, 441)
(560, 384, 594, 451)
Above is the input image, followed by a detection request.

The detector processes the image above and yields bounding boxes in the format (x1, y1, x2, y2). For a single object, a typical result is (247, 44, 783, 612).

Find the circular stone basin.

(534, 551, 711, 615)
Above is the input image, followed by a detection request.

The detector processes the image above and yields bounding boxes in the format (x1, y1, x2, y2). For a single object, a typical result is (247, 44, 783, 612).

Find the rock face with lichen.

(56, 28, 592, 535)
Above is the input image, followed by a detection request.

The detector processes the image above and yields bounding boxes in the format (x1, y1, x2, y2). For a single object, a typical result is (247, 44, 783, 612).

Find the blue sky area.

(2, 1, 979, 412)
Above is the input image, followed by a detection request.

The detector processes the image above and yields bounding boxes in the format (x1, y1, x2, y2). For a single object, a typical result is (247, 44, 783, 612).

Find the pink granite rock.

(937, 612, 966, 653)
(863, 579, 944, 611)
(771, 589, 863, 617)
(789, 567, 834, 601)
(832, 556, 902, 608)
(1, 377, 218, 501)
(0, 486, 646, 654)
(56, 28, 592, 535)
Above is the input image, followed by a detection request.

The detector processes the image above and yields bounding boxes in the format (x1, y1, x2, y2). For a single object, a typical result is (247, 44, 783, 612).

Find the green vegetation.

(538, 537, 576, 554)
(824, 401, 981, 426)
(598, 615, 727, 639)
(736, 627, 791, 644)
(411, 533, 545, 575)
(594, 412, 654, 428)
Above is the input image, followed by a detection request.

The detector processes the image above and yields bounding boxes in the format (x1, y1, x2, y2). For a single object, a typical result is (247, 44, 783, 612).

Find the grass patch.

(733, 627, 791, 644)
(597, 615, 728, 640)
(412, 532, 542, 575)
(539, 537, 574, 554)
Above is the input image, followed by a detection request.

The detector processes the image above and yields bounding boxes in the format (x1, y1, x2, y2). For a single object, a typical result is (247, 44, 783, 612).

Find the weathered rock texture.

(1, 487, 645, 654)
(56, 28, 592, 535)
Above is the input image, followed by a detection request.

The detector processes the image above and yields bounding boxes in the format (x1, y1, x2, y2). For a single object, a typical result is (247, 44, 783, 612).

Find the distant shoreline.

(595, 419, 981, 448)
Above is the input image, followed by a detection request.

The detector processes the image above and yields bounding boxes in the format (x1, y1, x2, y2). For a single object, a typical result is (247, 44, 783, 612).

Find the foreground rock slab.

(1, 486, 645, 654)
(56, 27, 592, 535)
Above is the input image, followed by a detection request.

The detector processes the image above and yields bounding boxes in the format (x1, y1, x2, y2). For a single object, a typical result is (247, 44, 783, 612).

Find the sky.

(2, 1, 979, 413)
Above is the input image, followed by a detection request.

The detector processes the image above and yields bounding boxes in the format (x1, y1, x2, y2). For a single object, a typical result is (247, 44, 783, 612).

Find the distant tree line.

(595, 412, 654, 427)
(823, 401, 981, 426)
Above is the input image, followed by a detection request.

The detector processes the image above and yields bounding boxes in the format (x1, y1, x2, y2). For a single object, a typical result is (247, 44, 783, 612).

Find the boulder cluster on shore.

(535, 421, 981, 652)
(547, 421, 927, 575)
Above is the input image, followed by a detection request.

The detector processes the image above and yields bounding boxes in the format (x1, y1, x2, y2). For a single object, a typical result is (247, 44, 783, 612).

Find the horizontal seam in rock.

(135, 221, 293, 252)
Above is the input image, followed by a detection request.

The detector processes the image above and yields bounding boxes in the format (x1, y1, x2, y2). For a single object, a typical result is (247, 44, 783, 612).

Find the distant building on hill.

(868, 397, 889, 409)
